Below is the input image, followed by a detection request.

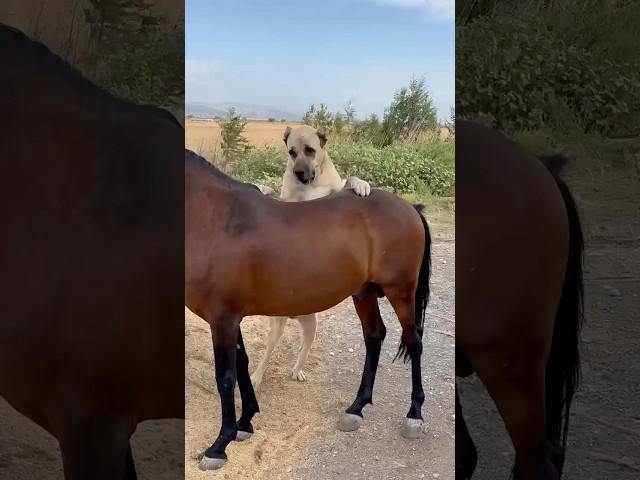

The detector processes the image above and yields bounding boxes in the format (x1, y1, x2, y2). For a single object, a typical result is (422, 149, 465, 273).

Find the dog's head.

(283, 125, 328, 185)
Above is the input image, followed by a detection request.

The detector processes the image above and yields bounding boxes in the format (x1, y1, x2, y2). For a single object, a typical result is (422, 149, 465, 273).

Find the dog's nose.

(294, 169, 308, 183)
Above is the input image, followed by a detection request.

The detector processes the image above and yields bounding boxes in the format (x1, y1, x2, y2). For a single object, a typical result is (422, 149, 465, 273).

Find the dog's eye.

(289, 149, 297, 158)
(304, 146, 315, 155)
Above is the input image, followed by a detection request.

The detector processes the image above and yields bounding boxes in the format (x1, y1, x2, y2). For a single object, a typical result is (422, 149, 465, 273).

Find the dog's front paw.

(256, 184, 275, 196)
(349, 177, 371, 197)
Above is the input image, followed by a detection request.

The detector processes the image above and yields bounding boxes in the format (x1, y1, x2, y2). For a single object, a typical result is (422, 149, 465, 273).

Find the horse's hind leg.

(474, 353, 559, 480)
(338, 292, 386, 432)
(386, 288, 426, 439)
(200, 313, 240, 471)
(456, 386, 478, 480)
(235, 325, 260, 441)
(250, 316, 286, 389)
(291, 313, 317, 382)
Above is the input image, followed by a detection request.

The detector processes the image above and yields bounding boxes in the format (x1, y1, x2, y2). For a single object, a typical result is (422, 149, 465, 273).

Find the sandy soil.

(457, 142, 640, 479)
(185, 218, 455, 480)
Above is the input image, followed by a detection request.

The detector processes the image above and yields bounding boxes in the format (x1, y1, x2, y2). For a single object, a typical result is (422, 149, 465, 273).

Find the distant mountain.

(185, 101, 301, 121)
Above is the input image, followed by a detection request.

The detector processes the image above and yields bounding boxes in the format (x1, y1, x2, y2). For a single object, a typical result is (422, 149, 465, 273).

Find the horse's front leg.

(58, 407, 135, 480)
(199, 313, 240, 471)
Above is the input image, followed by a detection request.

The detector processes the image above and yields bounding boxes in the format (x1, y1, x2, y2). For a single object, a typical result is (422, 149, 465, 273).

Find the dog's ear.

(283, 126, 292, 145)
(317, 126, 327, 148)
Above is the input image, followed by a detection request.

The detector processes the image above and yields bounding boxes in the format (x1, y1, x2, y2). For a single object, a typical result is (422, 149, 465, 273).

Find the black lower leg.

(204, 344, 238, 460)
(236, 327, 260, 433)
(347, 296, 386, 417)
(455, 388, 477, 480)
(405, 327, 425, 420)
(124, 443, 137, 480)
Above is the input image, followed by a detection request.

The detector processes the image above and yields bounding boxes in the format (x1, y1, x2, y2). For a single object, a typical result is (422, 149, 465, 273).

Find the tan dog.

(250, 125, 371, 388)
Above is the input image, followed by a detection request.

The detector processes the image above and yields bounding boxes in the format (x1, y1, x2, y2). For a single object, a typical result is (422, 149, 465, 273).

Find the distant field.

(185, 118, 452, 160)
(185, 119, 300, 158)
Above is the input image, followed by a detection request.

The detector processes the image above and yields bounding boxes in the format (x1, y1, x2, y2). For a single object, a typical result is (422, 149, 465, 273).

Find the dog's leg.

(291, 313, 317, 382)
(250, 316, 286, 389)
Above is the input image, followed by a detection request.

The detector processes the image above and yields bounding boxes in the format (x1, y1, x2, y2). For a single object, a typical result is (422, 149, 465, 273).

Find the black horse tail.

(395, 203, 432, 363)
(540, 154, 585, 464)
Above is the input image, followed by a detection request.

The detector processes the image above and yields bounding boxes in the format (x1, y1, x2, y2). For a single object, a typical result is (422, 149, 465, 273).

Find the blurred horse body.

(0, 24, 184, 480)
(456, 120, 584, 480)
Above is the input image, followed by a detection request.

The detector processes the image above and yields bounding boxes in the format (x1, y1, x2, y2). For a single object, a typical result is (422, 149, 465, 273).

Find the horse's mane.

(0, 23, 181, 127)
(185, 150, 260, 192)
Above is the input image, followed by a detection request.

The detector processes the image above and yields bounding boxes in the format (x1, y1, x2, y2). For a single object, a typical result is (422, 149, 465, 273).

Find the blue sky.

(186, 0, 454, 120)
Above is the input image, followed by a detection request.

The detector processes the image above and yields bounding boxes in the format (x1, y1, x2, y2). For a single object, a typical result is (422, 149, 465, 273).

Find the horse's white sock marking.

(235, 430, 252, 441)
(199, 456, 226, 470)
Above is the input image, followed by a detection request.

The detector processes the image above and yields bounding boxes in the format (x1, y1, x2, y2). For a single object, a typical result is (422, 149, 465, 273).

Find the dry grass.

(185, 119, 300, 160)
(185, 118, 452, 161)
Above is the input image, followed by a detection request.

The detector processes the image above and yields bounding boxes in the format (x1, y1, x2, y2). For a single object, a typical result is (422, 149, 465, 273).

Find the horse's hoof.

(199, 455, 227, 470)
(401, 418, 426, 439)
(338, 413, 363, 432)
(236, 429, 252, 441)
(292, 369, 307, 382)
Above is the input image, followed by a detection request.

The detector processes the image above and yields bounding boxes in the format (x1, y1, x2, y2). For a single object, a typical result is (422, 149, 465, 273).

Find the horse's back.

(456, 120, 569, 348)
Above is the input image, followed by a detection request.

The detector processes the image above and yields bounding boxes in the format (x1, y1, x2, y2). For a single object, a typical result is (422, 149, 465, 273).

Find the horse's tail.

(540, 154, 585, 463)
(395, 203, 431, 363)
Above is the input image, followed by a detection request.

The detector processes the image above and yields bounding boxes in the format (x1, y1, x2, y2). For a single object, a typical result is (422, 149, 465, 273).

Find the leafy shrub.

(229, 141, 454, 197)
(331, 143, 454, 196)
(457, 8, 640, 136)
(229, 147, 285, 191)
(85, 1, 183, 110)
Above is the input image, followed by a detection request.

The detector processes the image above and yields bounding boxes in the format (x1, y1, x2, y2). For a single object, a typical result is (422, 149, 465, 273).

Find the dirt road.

(185, 218, 455, 480)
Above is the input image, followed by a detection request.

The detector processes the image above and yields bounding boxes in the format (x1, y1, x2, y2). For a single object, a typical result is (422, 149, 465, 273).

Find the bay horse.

(184, 149, 432, 470)
(456, 120, 584, 479)
(0, 24, 184, 479)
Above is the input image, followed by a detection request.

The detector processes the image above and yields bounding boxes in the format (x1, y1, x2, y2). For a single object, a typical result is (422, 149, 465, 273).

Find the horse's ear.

(283, 126, 292, 145)
(317, 126, 327, 148)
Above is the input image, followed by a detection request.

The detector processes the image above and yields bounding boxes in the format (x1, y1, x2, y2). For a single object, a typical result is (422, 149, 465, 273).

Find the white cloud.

(356, 0, 453, 21)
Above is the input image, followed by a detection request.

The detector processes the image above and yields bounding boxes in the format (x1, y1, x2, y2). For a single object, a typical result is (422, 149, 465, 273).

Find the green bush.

(229, 147, 285, 191)
(331, 143, 454, 196)
(229, 141, 454, 197)
(457, 6, 640, 136)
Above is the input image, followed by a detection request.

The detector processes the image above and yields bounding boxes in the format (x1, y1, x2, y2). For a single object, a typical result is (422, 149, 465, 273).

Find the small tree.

(344, 99, 357, 125)
(382, 76, 438, 144)
(314, 103, 334, 128)
(302, 104, 316, 126)
(302, 103, 334, 129)
(218, 107, 250, 165)
(445, 106, 455, 136)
